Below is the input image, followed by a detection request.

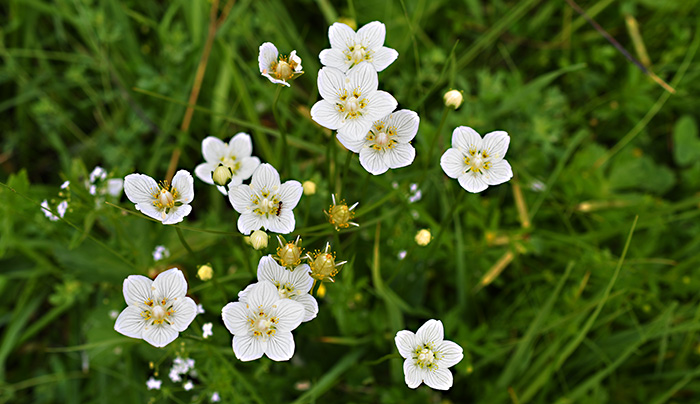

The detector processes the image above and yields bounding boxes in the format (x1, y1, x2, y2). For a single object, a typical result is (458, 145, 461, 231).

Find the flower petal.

(385, 143, 415, 170)
(270, 298, 304, 332)
(458, 172, 489, 193)
(233, 334, 265, 361)
(162, 204, 192, 225)
(311, 100, 343, 130)
(481, 130, 510, 162)
(452, 126, 482, 154)
(483, 159, 513, 186)
(251, 164, 281, 191)
(124, 173, 158, 204)
(395, 330, 417, 359)
(258, 42, 279, 74)
(171, 170, 194, 204)
(194, 162, 217, 185)
(170, 296, 197, 332)
(228, 132, 253, 159)
(247, 281, 281, 312)
(336, 131, 365, 153)
(114, 306, 147, 339)
(237, 212, 263, 235)
(319, 48, 349, 72)
(266, 209, 295, 234)
(359, 147, 389, 175)
(292, 293, 318, 322)
(416, 319, 444, 346)
(229, 184, 254, 213)
(424, 368, 453, 390)
(289, 264, 313, 293)
(403, 359, 423, 389)
(257, 255, 285, 284)
(236, 284, 255, 303)
(338, 114, 373, 141)
(278, 180, 303, 210)
(135, 202, 165, 222)
(372, 46, 399, 72)
(356, 21, 385, 50)
(237, 157, 261, 182)
(152, 268, 187, 302)
(317, 66, 346, 102)
(143, 323, 179, 348)
(437, 340, 464, 368)
(328, 22, 356, 52)
(365, 90, 397, 121)
(440, 148, 466, 179)
(122, 275, 153, 307)
(388, 109, 419, 142)
(202, 136, 228, 163)
(222, 301, 251, 335)
(265, 331, 295, 361)
(348, 63, 378, 96)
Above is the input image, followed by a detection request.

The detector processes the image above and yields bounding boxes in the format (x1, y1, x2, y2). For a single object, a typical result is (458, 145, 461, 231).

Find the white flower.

(124, 170, 194, 225)
(395, 319, 464, 390)
(197, 304, 205, 314)
(106, 178, 124, 197)
(221, 281, 305, 361)
(56, 200, 68, 218)
(109, 310, 119, 319)
(60, 180, 70, 189)
(41, 200, 59, 221)
(397, 250, 407, 260)
(152, 245, 170, 261)
(88, 185, 97, 195)
(228, 164, 303, 235)
(183, 380, 194, 391)
(440, 127, 513, 193)
(89, 166, 107, 183)
(337, 109, 418, 175)
(169, 356, 195, 382)
(319, 21, 398, 73)
(202, 322, 213, 339)
(146, 377, 162, 390)
(310, 63, 397, 140)
(238, 256, 318, 322)
(258, 42, 303, 87)
(194, 134, 261, 195)
(114, 268, 197, 348)
(211, 392, 221, 402)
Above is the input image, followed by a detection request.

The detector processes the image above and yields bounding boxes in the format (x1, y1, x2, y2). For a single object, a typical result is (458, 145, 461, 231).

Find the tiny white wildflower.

(146, 377, 162, 390)
(60, 180, 70, 189)
(258, 42, 303, 86)
(109, 310, 119, 320)
(408, 190, 422, 203)
(202, 322, 213, 339)
(397, 250, 407, 260)
(56, 200, 68, 218)
(211, 392, 221, 402)
(124, 170, 194, 225)
(395, 319, 463, 390)
(440, 127, 513, 193)
(228, 164, 303, 235)
(88, 184, 97, 195)
(197, 304, 205, 314)
(183, 380, 194, 391)
(194, 134, 261, 195)
(152, 245, 170, 261)
(41, 200, 59, 221)
(106, 178, 124, 197)
(319, 21, 398, 73)
(89, 166, 108, 183)
(169, 369, 182, 383)
(114, 268, 197, 348)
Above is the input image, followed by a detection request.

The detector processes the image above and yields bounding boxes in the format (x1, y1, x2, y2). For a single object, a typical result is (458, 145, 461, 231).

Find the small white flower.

(109, 310, 119, 320)
(310, 64, 397, 140)
(238, 256, 318, 322)
(106, 178, 124, 197)
(60, 180, 70, 189)
(211, 392, 221, 402)
(88, 185, 97, 196)
(56, 200, 68, 218)
(183, 380, 194, 391)
(202, 322, 213, 339)
(228, 164, 303, 235)
(395, 319, 463, 390)
(397, 250, 407, 260)
(337, 109, 419, 175)
(221, 281, 305, 361)
(41, 200, 59, 221)
(319, 21, 398, 73)
(89, 166, 108, 183)
(440, 127, 513, 193)
(197, 304, 205, 314)
(152, 245, 170, 261)
(114, 268, 197, 348)
(124, 170, 194, 225)
(258, 42, 303, 86)
(194, 134, 261, 195)
(146, 377, 162, 390)
(169, 369, 182, 383)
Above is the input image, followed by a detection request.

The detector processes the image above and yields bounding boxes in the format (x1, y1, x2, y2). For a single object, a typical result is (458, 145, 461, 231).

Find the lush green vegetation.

(2, 0, 700, 402)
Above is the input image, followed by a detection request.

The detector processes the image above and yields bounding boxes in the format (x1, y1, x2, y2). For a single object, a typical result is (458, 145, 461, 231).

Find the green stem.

(311, 279, 322, 296)
(425, 106, 450, 170)
(175, 226, 195, 257)
(271, 85, 289, 175)
(338, 151, 353, 196)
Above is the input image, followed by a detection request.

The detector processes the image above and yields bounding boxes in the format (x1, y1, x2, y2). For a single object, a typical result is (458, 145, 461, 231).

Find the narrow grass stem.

(271, 85, 290, 175)
(175, 226, 195, 257)
(425, 106, 450, 170)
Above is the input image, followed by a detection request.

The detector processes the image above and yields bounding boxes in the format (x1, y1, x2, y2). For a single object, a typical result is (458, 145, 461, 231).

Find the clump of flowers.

(319, 21, 398, 73)
(194, 134, 261, 195)
(169, 356, 196, 382)
(258, 42, 303, 86)
(275, 235, 304, 268)
(123, 170, 194, 225)
(152, 245, 170, 261)
(306, 242, 347, 283)
(325, 194, 359, 230)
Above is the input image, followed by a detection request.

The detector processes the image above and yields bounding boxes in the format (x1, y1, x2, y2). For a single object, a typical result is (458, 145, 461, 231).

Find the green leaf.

(673, 115, 700, 166)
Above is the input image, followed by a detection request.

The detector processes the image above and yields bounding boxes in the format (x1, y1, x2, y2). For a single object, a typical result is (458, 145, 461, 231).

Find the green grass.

(2, 0, 700, 402)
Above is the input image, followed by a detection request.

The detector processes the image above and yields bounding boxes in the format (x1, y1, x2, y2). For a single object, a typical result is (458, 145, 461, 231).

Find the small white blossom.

(238, 256, 318, 322)
(258, 42, 303, 86)
(114, 268, 197, 348)
(397, 250, 407, 260)
(221, 281, 305, 361)
(169, 356, 195, 382)
(60, 181, 70, 189)
(440, 127, 513, 193)
(202, 322, 213, 339)
(88, 185, 97, 195)
(228, 164, 303, 235)
(56, 200, 68, 218)
(337, 109, 419, 175)
(124, 170, 194, 225)
(89, 166, 108, 183)
(194, 134, 261, 195)
(183, 380, 194, 391)
(319, 21, 398, 73)
(109, 310, 119, 320)
(395, 319, 463, 390)
(310, 64, 397, 140)
(152, 245, 170, 261)
(211, 392, 221, 402)
(41, 200, 59, 221)
(106, 178, 124, 197)
(146, 377, 162, 390)
(197, 304, 205, 314)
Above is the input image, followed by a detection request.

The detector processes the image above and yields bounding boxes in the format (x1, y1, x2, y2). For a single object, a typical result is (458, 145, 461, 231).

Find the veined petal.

(388, 109, 419, 142)
(317, 66, 347, 102)
(194, 162, 217, 185)
(162, 204, 192, 225)
(262, 73, 291, 87)
(229, 184, 254, 213)
(289, 50, 302, 71)
(365, 90, 397, 121)
(122, 275, 153, 307)
(251, 164, 281, 191)
(257, 255, 285, 284)
(247, 281, 281, 312)
(170, 296, 197, 332)
(270, 298, 304, 332)
(228, 132, 253, 159)
(483, 159, 513, 186)
(359, 148, 389, 175)
(222, 301, 251, 335)
(436, 340, 464, 368)
(292, 293, 318, 322)
(481, 130, 510, 162)
(124, 173, 158, 204)
(152, 268, 187, 301)
(424, 368, 453, 390)
(202, 136, 228, 163)
(236, 284, 255, 303)
(289, 264, 313, 293)
(356, 21, 386, 50)
(237, 157, 262, 181)
(403, 359, 423, 389)
(279, 181, 303, 210)
(385, 143, 415, 170)
(319, 48, 349, 72)
(440, 148, 467, 179)
(336, 131, 365, 153)
(311, 100, 343, 130)
(238, 212, 263, 235)
(452, 126, 482, 155)
(171, 170, 194, 204)
(372, 46, 399, 72)
(258, 42, 279, 74)
(458, 172, 489, 193)
(395, 330, 417, 359)
(266, 209, 296, 234)
(143, 323, 179, 348)
(233, 334, 265, 361)
(416, 319, 444, 346)
(339, 114, 373, 140)
(348, 63, 378, 95)
(265, 331, 295, 361)
(114, 306, 147, 339)
(135, 202, 165, 222)
(328, 22, 356, 51)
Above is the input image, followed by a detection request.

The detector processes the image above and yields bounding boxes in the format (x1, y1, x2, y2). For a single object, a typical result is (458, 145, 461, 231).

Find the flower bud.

(212, 164, 232, 187)
(443, 89, 463, 109)
(250, 230, 269, 250)
(307, 242, 346, 283)
(197, 264, 213, 281)
(325, 195, 359, 231)
(275, 236, 303, 268)
(415, 229, 432, 246)
(302, 180, 316, 195)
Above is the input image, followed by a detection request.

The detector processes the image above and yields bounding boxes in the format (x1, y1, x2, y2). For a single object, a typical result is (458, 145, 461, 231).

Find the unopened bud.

(212, 165, 232, 187)
(250, 230, 269, 250)
(197, 264, 213, 281)
(443, 89, 463, 109)
(276, 236, 303, 268)
(307, 242, 345, 283)
(325, 195, 359, 231)
(302, 180, 316, 195)
(415, 229, 432, 246)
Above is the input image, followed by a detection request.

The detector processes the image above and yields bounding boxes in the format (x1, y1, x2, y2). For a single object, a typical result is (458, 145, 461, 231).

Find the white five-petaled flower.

(228, 164, 303, 235)
(114, 268, 197, 348)
(258, 42, 303, 87)
(194, 134, 261, 195)
(395, 319, 464, 390)
(124, 170, 194, 225)
(319, 21, 398, 73)
(440, 127, 513, 193)
(238, 256, 318, 322)
(183, 380, 194, 391)
(310, 63, 397, 140)
(337, 109, 419, 175)
(146, 377, 162, 390)
(222, 281, 305, 362)
(202, 322, 213, 339)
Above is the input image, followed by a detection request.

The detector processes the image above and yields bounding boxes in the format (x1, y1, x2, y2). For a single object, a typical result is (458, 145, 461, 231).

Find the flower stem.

(425, 105, 450, 170)
(311, 279, 321, 296)
(175, 226, 195, 256)
(271, 85, 289, 175)
(338, 150, 353, 195)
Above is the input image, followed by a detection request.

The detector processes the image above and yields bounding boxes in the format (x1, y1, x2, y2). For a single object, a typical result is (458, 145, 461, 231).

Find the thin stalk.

(271, 85, 289, 175)
(175, 226, 195, 257)
(425, 106, 450, 170)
